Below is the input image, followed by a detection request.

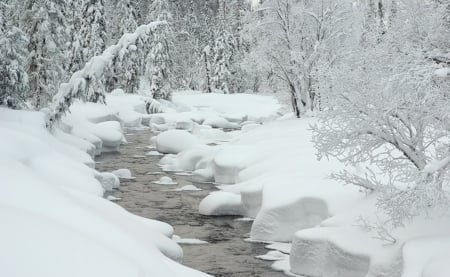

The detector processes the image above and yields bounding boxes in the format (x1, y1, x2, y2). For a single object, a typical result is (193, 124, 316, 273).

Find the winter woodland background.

(1, 0, 450, 276)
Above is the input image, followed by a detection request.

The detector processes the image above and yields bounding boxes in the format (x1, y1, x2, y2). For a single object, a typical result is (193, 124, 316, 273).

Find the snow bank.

(64, 92, 153, 154)
(144, 92, 284, 137)
(0, 107, 209, 277)
(202, 119, 362, 241)
(172, 92, 282, 122)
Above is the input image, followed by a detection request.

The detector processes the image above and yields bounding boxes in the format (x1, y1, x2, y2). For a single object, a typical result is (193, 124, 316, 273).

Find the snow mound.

(155, 130, 203, 154)
(112, 168, 135, 180)
(154, 176, 178, 185)
(251, 196, 330, 242)
(98, 172, 120, 191)
(172, 185, 202, 191)
(199, 191, 245, 216)
(147, 150, 164, 156)
(289, 227, 373, 277)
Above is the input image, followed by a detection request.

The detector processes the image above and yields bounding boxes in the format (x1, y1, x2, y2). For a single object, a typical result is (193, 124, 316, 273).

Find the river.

(95, 128, 286, 277)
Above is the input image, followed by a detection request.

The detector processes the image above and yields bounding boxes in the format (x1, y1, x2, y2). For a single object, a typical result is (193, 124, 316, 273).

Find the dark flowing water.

(95, 128, 286, 277)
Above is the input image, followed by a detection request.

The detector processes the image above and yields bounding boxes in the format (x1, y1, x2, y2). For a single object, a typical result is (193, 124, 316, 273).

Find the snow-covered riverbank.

(0, 91, 210, 277)
(149, 92, 450, 277)
(3, 91, 450, 277)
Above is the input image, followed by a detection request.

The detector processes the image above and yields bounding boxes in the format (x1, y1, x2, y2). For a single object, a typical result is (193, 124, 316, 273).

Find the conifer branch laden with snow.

(48, 21, 168, 126)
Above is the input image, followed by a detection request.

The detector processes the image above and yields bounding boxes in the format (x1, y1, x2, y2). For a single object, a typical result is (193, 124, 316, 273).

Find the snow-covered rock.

(112, 168, 135, 180)
(154, 176, 178, 185)
(155, 130, 203, 154)
(98, 172, 120, 191)
(199, 191, 245, 216)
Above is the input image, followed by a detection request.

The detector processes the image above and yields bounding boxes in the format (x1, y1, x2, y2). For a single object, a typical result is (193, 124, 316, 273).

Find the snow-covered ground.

(4, 90, 450, 277)
(0, 91, 210, 277)
(149, 92, 450, 277)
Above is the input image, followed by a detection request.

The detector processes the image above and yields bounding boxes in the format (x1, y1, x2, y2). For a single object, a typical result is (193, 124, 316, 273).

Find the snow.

(199, 191, 245, 216)
(98, 172, 120, 191)
(50, 21, 169, 124)
(107, 195, 122, 201)
(155, 129, 203, 154)
(192, 125, 232, 144)
(423, 157, 450, 173)
(0, 104, 210, 277)
(257, 250, 289, 261)
(153, 176, 178, 185)
(65, 102, 125, 153)
(112, 168, 135, 180)
(203, 119, 362, 242)
(401, 237, 450, 277)
(435, 67, 449, 77)
(289, 227, 373, 277)
(172, 92, 282, 122)
(147, 150, 164, 156)
(173, 235, 209, 245)
(266, 242, 292, 254)
(8, 87, 450, 276)
(203, 115, 240, 129)
(172, 185, 202, 191)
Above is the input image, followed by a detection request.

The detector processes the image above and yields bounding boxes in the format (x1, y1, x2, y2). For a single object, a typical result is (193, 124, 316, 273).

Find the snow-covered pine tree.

(104, 0, 140, 94)
(21, 0, 65, 109)
(147, 23, 173, 100)
(65, 1, 84, 74)
(145, 0, 174, 100)
(0, 0, 29, 108)
(203, 45, 213, 93)
(211, 26, 235, 94)
(81, 0, 107, 61)
(147, 0, 171, 22)
(114, 0, 138, 40)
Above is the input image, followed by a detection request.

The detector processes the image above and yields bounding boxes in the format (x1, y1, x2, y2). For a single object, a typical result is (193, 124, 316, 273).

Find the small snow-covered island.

(1, 0, 450, 276)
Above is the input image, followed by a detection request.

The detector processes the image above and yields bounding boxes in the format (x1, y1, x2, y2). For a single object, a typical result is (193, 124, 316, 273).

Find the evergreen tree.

(81, 0, 107, 61)
(211, 27, 235, 94)
(22, 0, 65, 109)
(114, 0, 138, 40)
(66, 1, 84, 73)
(147, 0, 171, 22)
(0, 1, 29, 108)
(147, 23, 173, 100)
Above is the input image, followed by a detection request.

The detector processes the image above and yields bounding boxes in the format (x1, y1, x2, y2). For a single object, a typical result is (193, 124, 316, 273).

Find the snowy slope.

(0, 103, 210, 277)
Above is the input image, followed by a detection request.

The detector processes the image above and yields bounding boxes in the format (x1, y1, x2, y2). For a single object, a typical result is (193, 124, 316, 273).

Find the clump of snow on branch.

(48, 21, 167, 126)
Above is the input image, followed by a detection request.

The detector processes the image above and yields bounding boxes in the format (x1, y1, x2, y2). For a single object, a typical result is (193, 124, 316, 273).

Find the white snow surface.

(0, 103, 209, 277)
(46, 91, 450, 277)
(173, 235, 209, 245)
(172, 185, 202, 191)
(155, 129, 203, 154)
(153, 176, 178, 185)
(112, 168, 135, 180)
(172, 91, 282, 122)
(146, 101, 450, 277)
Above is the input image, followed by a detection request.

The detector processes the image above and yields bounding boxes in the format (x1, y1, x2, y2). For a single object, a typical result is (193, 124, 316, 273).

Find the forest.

(1, 0, 450, 276)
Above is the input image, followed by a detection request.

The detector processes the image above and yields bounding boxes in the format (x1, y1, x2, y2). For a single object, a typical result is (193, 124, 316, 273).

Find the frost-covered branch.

(357, 216, 397, 245)
(332, 168, 382, 192)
